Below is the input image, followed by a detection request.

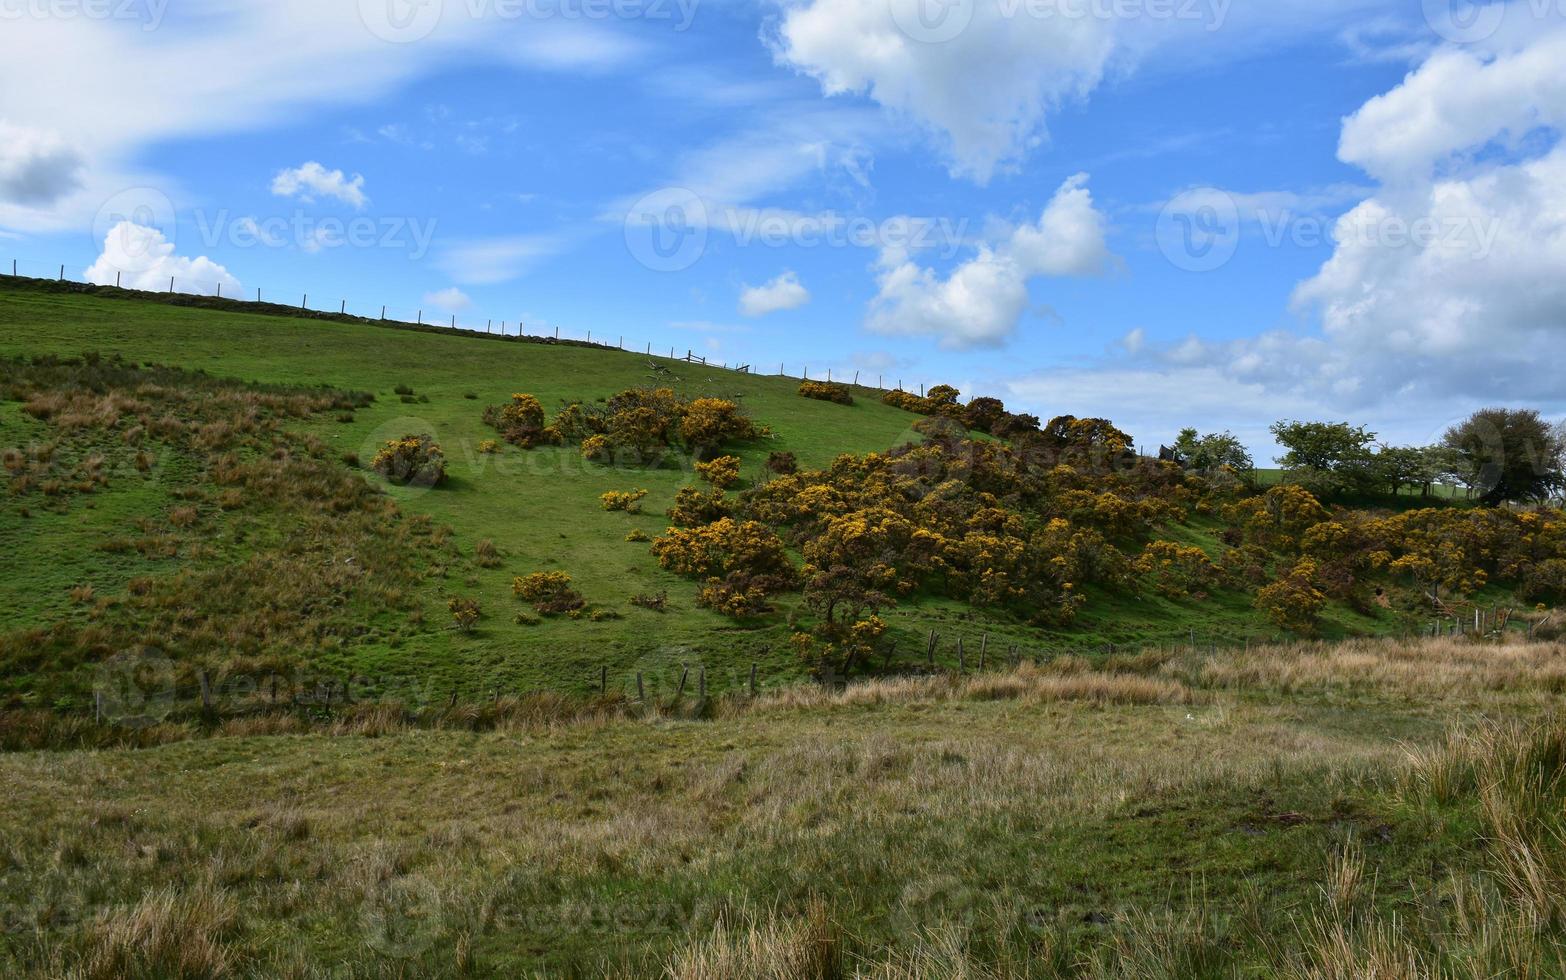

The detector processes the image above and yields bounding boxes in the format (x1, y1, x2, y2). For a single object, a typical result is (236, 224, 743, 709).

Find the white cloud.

(739, 271, 811, 316)
(0, 121, 83, 206)
(866, 173, 1113, 348)
(437, 236, 563, 285)
(1290, 25, 1566, 408)
(770, 0, 1396, 183)
(771, 0, 1115, 182)
(0, 5, 646, 231)
(84, 221, 240, 297)
(1338, 31, 1566, 183)
(271, 162, 368, 209)
(1001, 28, 1566, 457)
(423, 287, 472, 312)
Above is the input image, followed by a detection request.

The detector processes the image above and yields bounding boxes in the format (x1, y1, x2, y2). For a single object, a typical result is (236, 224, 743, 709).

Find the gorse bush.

(512, 571, 585, 615)
(371, 434, 447, 487)
(798, 380, 854, 406)
(600, 489, 649, 513)
(1135, 540, 1220, 599)
(482, 393, 558, 449)
(651, 518, 799, 619)
(1257, 559, 1329, 633)
(484, 387, 759, 466)
(694, 455, 741, 489)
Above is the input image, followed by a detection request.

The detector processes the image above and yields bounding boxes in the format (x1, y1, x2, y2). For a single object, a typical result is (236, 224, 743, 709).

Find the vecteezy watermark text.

(358, 0, 699, 44)
(0, 0, 167, 29)
(192, 210, 439, 260)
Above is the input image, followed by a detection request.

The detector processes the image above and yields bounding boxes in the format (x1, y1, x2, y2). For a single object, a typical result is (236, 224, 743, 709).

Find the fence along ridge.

(3, 263, 928, 390)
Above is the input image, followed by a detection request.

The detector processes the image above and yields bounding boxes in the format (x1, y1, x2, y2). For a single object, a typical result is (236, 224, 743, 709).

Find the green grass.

(0, 279, 1498, 704)
(4, 637, 1566, 976)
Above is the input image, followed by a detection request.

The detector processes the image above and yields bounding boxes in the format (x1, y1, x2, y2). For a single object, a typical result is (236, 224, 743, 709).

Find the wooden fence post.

(637, 672, 645, 701)
(749, 664, 758, 697)
(676, 665, 689, 698)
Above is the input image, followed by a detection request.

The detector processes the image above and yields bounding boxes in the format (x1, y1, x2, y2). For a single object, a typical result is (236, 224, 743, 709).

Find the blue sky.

(2, 0, 1563, 458)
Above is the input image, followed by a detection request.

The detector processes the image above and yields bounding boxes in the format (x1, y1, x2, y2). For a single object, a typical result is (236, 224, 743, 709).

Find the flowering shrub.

(765, 451, 798, 475)
(477, 439, 500, 455)
(1134, 540, 1218, 599)
(881, 389, 931, 414)
(488, 387, 759, 467)
(668, 486, 733, 527)
(601, 489, 649, 513)
(1256, 559, 1328, 633)
(371, 434, 447, 487)
(513, 571, 585, 615)
(652, 518, 799, 618)
(482, 393, 559, 449)
(695, 455, 741, 489)
(798, 381, 854, 406)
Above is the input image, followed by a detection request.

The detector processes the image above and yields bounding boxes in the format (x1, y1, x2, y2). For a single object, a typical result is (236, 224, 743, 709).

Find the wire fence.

(3, 257, 934, 393)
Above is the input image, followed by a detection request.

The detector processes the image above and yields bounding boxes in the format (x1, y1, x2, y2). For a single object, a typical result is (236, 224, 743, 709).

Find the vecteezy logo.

(894, 875, 977, 932)
(93, 648, 177, 728)
(92, 187, 177, 274)
(362, 876, 444, 958)
(1421, 0, 1505, 45)
(1155, 188, 1241, 273)
(359, 0, 443, 43)
(623, 188, 708, 273)
(890, 0, 975, 43)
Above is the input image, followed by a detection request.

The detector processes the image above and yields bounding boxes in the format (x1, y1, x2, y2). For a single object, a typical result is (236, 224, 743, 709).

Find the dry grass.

(743, 662, 1196, 714)
(657, 901, 842, 980)
(1179, 635, 1566, 697)
(69, 885, 238, 980)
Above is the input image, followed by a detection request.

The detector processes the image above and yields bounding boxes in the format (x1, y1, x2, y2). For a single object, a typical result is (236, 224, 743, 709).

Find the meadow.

(4, 279, 1566, 977)
(4, 635, 1566, 976)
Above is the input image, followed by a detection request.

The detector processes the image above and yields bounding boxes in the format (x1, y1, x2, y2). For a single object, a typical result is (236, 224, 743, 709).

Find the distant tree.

(1171, 428, 1253, 477)
(1270, 420, 1376, 496)
(1370, 445, 1429, 497)
(1442, 408, 1566, 505)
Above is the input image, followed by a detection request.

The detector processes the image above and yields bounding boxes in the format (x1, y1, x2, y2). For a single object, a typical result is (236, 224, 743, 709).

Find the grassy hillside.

(0, 280, 931, 702)
(0, 278, 1544, 716)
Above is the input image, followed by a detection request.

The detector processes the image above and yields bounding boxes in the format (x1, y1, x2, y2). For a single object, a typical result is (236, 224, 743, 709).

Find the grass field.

(4, 635, 1566, 976)
(4, 280, 1566, 977)
(0, 279, 1457, 711)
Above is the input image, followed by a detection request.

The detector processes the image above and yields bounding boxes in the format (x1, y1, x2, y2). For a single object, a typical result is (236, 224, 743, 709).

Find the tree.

(1369, 445, 1429, 497)
(1171, 428, 1253, 477)
(1442, 408, 1566, 505)
(1270, 420, 1376, 496)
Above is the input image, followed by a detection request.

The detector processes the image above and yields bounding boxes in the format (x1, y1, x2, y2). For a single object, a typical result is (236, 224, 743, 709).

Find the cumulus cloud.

(0, 121, 83, 206)
(739, 271, 811, 316)
(1338, 32, 1566, 183)
(772, 0, 1115, 182)
(1291, 26, 1566, 406)
(84, 221, 240, 297)
(423, 287, 473, 312)
(271, 162, 368, 209)
(866, 173, 1112, 347)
